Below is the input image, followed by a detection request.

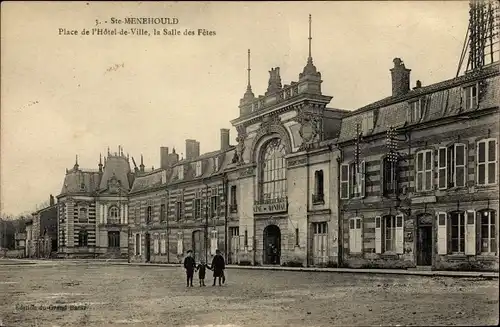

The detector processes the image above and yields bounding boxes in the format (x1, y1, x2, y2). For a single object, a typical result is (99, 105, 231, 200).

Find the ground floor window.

(210, 230, 218, 255)
(135, 234, 141, 255)
(78, 230, 88, 247)
(349, 218, 362, 253)
(313, 222, 328, 264)
(160, 234, 166, 254)
(450, 211, 465, 253)
(153, 234, 159, 254)
(479, 209, 496, 254)
(108, 231, 120, 248)
(177, 232, 183, 255)
(375, 215, 404, 254)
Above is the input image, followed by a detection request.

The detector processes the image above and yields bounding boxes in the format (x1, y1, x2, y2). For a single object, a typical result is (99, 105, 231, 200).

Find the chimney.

(160, 147, 169, 169)
(185, 139, 200, 160)
(390, 58, 411, 97)
(49, 195, 55, 206)
(220, 129, 230, 151)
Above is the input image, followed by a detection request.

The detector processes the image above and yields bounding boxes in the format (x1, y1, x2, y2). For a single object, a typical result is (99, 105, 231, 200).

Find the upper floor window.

(438, 143, 467, 190)
(409, 99, 424, 123)
(259, 138, 287, 201)
(210, 187, 219, 218)
(109, 206, 120, 224)
(382, 157, 396, 196)
(195, 161, 202, 177)
(230, 185, 237, 206)
(477, 138, 497, 186)
(175, 201, 183, 221)
(360, 112, 374, 134)
(78, 207, 88, 223)
(178, 165, 184, 180)
(340, 162, 365, 200)
(415, 150, 433, 192)
(313, 170, 325, 204)
(146, 206, 152, 224)
(160, 203, 166, 222)
(463, 84, 478, 110)
(194, 198, 202, 219)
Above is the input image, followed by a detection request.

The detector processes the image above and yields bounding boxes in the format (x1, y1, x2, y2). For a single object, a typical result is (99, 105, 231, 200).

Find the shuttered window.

(349, 217, 362, 254)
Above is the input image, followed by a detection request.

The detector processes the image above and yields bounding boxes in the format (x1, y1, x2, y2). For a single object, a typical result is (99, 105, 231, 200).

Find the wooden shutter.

(455, 144, 467, 188)
(211, 230, 218, 255)
(177, 233, 183, 255)
(395, 215, 404, 254)
(375, 216, 382, 254)
(355, 218, 362, 253)
(340, 164, 349, 199)
(437, 212, 447, 255)
(438, 147, 447, 190)
(465, 210, 476, 255)
(360, 161, 366, 198)
(349, 219, 356, 253)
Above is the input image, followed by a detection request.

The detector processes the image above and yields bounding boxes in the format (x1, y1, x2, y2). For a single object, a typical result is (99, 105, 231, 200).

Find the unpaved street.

(0, 261, 498, 327)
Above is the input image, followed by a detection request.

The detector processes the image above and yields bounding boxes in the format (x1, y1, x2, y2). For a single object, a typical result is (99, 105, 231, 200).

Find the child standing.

(183, 250, 196, 287)
(195, 260, 208, 287)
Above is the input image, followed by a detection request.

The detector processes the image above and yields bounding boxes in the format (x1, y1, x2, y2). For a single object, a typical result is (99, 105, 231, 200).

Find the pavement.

(2, 258, 498, 278)
(1, 260, 498, 327)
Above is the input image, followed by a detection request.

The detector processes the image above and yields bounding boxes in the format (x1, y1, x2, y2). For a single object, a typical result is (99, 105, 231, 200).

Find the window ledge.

(478, 254, 498, 260)
(475, 184, 498, 189)
(447, 254, 467, 260)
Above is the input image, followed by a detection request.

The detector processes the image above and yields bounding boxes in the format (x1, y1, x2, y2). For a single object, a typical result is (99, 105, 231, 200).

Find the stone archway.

(263, 225, 281, 265)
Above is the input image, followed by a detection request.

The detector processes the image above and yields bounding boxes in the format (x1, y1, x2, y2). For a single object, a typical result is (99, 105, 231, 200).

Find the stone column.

(104, 204, 108, 224)
(124, 204, 128, 224)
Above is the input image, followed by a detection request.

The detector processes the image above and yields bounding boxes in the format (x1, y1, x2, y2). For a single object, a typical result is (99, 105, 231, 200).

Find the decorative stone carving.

(239, 166, 255, 178)
(235, 125, 247, 166)
(296, 104, 322, 151)
(249, 115, 292, 163)
(287, 158, 307, 168)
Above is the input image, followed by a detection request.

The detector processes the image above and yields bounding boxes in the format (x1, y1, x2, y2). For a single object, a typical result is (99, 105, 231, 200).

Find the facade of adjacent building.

(337, 60, 499, 271)
(56, 150, 135, 258)
(26, 195, 58, 258)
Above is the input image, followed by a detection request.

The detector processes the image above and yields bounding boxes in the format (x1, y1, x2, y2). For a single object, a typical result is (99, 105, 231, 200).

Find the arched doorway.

(263, 225, 281, 265)
(192, 230, 206, 262)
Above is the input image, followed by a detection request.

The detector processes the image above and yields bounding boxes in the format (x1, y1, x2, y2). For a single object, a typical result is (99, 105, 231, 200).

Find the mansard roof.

(130, 169, 167, 193)
(59, 169, 101, 196)
(338, 63, 500, 143)
(98, 155, 133, 191)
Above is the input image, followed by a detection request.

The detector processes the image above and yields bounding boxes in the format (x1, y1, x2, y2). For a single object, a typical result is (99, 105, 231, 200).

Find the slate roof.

(130, 169, 167, 193)
(338, 63, 500, 143)
(98, 155, 133, 191)
(59, 170, 102, 195)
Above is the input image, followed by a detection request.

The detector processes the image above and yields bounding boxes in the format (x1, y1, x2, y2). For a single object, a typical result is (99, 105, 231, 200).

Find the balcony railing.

(312, 193, 325, 205)
(253, 197, 288, 214)
(229, 204, 238, 213)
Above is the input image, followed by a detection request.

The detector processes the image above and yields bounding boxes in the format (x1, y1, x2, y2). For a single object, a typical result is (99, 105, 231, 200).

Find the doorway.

(192, 230, 206, 262)
(145, 233, 151, 262)
(263, 225, 281, 265)
(417, 223, 433, 266)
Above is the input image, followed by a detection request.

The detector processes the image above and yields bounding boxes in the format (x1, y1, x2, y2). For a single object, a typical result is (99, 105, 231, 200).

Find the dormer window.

(195, 161, 202, 177)
(360, 112, 374, 135)
(464, 84, 478, 110)
(214, 157, 219, 171)
(409, 98, 424, 123)
(178, 165, 184, 180)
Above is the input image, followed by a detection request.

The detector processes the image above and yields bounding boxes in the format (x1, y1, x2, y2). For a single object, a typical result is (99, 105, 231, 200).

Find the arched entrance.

(263, 225, 281, 265)
(192, 230, 206, 262)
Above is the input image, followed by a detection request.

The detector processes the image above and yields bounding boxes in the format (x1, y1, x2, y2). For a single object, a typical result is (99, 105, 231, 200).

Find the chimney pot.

(185, 139, 200, 160)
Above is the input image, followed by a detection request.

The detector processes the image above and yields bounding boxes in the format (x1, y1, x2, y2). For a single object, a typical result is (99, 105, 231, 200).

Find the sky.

(1, 1, 470, 216)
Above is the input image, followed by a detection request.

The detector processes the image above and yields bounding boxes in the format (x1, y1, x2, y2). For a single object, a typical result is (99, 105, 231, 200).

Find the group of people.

(183, 249, 226, 287)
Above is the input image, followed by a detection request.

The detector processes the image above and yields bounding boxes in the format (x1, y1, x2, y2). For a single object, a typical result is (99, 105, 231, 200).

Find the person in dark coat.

(211, 249, 226, 286)
(195, 259, 208, 287)
(183, 250, 196, 287)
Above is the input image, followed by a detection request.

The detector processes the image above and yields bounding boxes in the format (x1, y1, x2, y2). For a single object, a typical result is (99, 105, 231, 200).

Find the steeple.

(140, 154, 145, 172)
(98, 153, 103, 172)
(300, 14, 319, 79)
(240, 49, 255, 106)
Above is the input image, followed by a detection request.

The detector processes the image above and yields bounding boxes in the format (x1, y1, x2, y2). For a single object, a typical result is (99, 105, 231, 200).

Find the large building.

(57, 150, 136, 258)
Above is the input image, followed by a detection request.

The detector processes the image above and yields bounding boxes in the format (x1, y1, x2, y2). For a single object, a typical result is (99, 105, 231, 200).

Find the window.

(175, 201, 183, 221)
(439, 144, 467, 189)
(450, 212, 465, 253)
(477, 138, 497, 186)
(409, 99, 424, 123)
(340, 164, 349, 199)
(244, 230, 248, 248)
(78, 207, 88, 223)
(160, 204, 166, 222)
(382, 157, 396, 196)
(464, 84, 478, 110)
(437, 212, 448, 254)
(479, 210, 496, 254)
(230, 185, 237, 206)
(313, 170, 324, 204)
(135, 233, 141, 255)
(108, 231, 120, 248)
(259, 138, 287, 201)
(384, 216, 396, 252)
(109, 206, 120, 224)
(194, 198, 202, 219)
(153, 234, 159, 254)
(376, 215, 404, 254)
(349, 217, 362, 253)
(177, 232, 183, 255)
(416, 150, 433, 192)
(146, 206, 152, 224)
(210, 230, 218, 255)
(214, 157, 219, 171)
(160, 234, 166, 254)
(295, 228, 299, 246)
(210, 187, 219, 218)
(361, 112, 374, 134)
(178, 165, 184, 180)
(78, 229, 88, 247)
(195, 161, 202, 177)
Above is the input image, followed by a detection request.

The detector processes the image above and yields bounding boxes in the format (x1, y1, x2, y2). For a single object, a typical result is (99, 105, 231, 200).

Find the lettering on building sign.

(253, 198, 287, 214)
(288, 158, 306, 167)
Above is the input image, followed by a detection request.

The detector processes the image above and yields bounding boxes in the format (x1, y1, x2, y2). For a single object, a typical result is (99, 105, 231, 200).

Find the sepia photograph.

(1, 1, 499, 326)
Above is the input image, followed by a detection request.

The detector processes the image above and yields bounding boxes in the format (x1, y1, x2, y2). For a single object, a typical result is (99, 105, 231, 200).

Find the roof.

(99, 155, 132, 191)
(130, 169, 167, 193)
(338, 64, 500, 143)
(59, 170, 102, 195)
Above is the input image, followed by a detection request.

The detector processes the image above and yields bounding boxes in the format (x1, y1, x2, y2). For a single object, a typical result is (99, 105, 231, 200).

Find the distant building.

(27, 195, 58, 258)
(57, 149, 136, 258)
